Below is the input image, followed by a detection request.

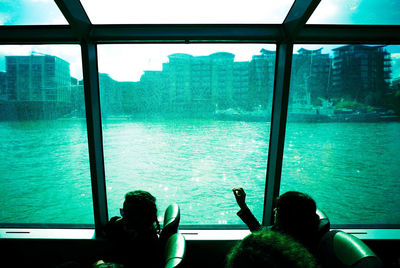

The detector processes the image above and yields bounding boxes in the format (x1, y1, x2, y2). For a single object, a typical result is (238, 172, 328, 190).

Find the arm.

(232, 187, 261, 232)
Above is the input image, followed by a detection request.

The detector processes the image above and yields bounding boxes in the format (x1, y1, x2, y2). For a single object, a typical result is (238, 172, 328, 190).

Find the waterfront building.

(331, 45, 391, 105)
(249, 49, 275, 110)
(0, 72, 6, 101)
(5, 54, 71, 103)
(210, 52, 235, 110)
(233, 61, 250, 110)
(290, 48, 330, 107)
(163, 53, 193, 112)
(118, 81, 140, 114)
(190, 56, 213, 113)
(138, 70, 166, 113)
(99, 73, 123, 116)
(70, 77, 85, 117)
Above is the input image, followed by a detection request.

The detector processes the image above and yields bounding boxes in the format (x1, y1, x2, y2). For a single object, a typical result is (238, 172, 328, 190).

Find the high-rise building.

(99, 73, 124, 116)
(138, 70, 166, 113)
(190, 56, 212, 112)
(210, 52, 235, 110)
(233, 61, 250, 109)
(164, 53, 193, 112)
(249, 49, 275, 110)
(5, 54, 71, 103)
(0, 72, 6, 101)
(291, 48, 330, 106)
(331, 45, 391, 105)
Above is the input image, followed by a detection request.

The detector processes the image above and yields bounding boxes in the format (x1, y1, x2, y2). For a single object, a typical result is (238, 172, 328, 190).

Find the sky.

(0, 0, 399, 81)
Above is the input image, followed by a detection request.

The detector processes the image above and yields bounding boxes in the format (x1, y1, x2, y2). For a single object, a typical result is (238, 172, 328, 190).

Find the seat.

(164, 233, 186, 268)
(316, 208, 330, 239)
(159, 203, 181, 247)
(317, 230, 382, 268)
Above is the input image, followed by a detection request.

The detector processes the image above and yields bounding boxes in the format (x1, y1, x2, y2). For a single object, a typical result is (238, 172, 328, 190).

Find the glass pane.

(0, 0, 67, 25)
(281, 44, 400, 225)
(308, 0, 400, 25)
(98, 44, 276, 226)
(81, 0, 294, 24)
(0, 45, 93, 226)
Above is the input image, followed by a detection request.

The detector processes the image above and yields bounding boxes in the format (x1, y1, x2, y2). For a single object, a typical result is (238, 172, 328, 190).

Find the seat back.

(160, 203, 181, 247)
(318, 230, 382, 268)
(164, 233, 186, 268)
(316, 208, 330, 239)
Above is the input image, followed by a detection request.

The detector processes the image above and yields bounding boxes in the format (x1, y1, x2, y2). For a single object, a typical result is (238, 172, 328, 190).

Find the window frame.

(0, 0, 400, 238)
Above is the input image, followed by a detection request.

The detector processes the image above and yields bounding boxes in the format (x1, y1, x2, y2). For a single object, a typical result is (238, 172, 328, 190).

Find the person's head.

(274, 191, 319, 232)
(122, 190, 160, 233)
(226, 230, 318, 268)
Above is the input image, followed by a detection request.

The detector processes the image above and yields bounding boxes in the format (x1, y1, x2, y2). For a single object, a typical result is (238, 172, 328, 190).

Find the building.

(210, 52, 235, 110)
(249, 49, 275, 110)
(138, 70, 166, 113)
(331, 45, 391, 105)
(233, 61, 250, 110)
(5, 54, 71, 103)
(0, 72, 6, 101)
(190, 56, 213, 113)
(291, 48, 330, 106)
(99, 73, 124, 116)
(163, 53, 193, 113)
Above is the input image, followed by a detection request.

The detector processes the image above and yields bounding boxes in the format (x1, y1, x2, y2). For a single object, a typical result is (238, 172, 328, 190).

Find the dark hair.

(275, 191, 319, 229)
(226, 230, 318, 268)
(273, 191, 320, 251)
(123, 190, 160, 234)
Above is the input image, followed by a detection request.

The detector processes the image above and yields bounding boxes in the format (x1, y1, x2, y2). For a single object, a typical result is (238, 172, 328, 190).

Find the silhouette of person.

(226, 229, 319, 268)
(232, 187, 320, 253)
(103, 190, 161, 268)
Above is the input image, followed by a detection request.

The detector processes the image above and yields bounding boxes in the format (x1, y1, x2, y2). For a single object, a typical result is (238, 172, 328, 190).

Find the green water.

(0, 119, 399, 226)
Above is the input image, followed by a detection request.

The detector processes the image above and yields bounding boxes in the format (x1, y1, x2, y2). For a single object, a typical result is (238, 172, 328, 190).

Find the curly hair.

(123, 190, 160, 234)
(226, 230, 319, 268)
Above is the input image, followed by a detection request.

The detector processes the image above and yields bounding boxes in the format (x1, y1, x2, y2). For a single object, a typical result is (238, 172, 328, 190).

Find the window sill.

(1, 228, 400, 240)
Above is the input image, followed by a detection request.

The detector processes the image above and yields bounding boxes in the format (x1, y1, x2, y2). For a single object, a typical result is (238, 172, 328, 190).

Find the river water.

(0, 119, 399, 227)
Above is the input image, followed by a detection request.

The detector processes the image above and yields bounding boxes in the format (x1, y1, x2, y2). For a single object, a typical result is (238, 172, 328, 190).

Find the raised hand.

(232, 187, 248, 210)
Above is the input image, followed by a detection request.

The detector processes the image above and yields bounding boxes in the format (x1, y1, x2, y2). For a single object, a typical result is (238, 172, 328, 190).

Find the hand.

(232, 187, 248, 210)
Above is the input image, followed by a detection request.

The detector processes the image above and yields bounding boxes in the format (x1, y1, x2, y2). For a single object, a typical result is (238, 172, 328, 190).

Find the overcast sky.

(0, 0, 399, 81)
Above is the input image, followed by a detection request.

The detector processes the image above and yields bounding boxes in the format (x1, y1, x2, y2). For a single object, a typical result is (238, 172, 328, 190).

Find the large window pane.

(281, 45, 400, 226)
(81, 0, 294, 24)
(308, 0, 400, 25)
(0, 0, 67, 25)
(98, 44, 276, 226)
(0, 45, 93, 226)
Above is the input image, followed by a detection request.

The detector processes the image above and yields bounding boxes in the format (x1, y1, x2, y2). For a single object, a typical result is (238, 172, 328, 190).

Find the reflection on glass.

(81, 0, 294, 24)
(0, 45, 93, 226)
(0, 0, 67, 25)
(98, 45, 276, 225)
(281, 45, 400, 225)
(308, 0, 400, 25)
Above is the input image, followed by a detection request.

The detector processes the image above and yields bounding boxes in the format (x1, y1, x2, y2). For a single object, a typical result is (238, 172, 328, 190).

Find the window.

(281, 45, 400, 226)
(0, 45, 93, 227)
(97, 44, 276, 226)
(81, 0, 294, 24)
(308, 0, 400, 25)
(0, 0, 67, 25)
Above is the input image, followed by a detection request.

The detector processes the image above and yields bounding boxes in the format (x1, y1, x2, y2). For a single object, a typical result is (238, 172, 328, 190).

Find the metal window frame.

(0, 0, 400, 235)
